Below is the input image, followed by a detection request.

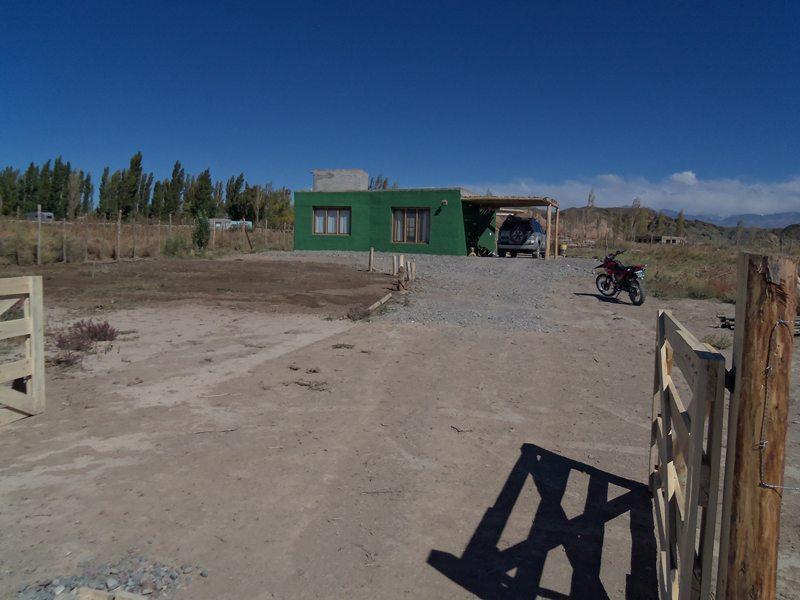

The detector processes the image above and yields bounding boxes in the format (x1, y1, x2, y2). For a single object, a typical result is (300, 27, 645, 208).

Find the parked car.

(25, 211, 55, 222)
(497, 216, 545, 257)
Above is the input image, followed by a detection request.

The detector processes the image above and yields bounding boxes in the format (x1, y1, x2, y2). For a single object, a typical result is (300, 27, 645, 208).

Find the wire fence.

(0, 216, 294, 266)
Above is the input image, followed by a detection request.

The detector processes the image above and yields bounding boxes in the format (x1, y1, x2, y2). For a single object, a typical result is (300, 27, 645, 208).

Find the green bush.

(163, 235, 190, 257)
(192, 214, 211, 251)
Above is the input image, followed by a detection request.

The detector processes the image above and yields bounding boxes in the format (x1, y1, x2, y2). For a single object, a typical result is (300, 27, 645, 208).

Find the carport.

(461, 195, 561, 259)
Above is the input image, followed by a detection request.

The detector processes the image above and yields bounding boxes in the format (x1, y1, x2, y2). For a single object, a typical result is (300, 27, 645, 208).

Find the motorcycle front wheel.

(596, 274, 615, 297)
(628, 280, 646, 306)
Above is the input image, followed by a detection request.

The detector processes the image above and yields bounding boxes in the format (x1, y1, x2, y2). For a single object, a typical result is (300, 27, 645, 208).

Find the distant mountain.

(660, 209, 800, 229)
(559, 205, 790, 246)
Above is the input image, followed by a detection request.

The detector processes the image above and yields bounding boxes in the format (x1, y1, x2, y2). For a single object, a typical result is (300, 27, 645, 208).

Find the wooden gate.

(0, 276, 45, 426)
(650, 310, 726, 600)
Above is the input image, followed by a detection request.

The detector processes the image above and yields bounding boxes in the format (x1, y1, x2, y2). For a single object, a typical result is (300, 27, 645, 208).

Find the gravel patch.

(259, 250, 594, 331)
(16, 555, 205, 599)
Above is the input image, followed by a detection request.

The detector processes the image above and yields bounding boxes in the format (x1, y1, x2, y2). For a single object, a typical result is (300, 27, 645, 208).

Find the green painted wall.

(294, 188, 487, 255)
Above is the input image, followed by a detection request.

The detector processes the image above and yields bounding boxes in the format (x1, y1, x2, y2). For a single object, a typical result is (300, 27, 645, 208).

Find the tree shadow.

(427, 444, 657, 599)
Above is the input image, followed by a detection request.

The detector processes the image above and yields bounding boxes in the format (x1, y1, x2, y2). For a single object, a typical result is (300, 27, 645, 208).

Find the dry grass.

(702, 332, 733, 350)
(0, 218, 293, 265)
(567, 243, 799, 303)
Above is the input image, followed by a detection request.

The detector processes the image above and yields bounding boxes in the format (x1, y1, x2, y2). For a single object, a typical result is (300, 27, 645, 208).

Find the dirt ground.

(1, 254, 798, 599)
(0, 257, 393, 316)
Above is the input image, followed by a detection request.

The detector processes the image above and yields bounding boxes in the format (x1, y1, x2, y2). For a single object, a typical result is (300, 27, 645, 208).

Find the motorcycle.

(595, 250, 647, 306)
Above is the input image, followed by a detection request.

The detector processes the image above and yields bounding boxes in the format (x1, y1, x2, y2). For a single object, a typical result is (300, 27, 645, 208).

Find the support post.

(392, 255, 398, 276)
(131, 214, 136, 259)
(718, 253, 798, 599)
(61, 217, 67, 263)
(545, 204, 552, 260)
(368, 247, 374, 272)
(36, 204, 42, 266)
(115, 210, 122, 261)
(83, 217, 89, 262)
(399, 254, 405, 269)
(554, 207, 560, 257)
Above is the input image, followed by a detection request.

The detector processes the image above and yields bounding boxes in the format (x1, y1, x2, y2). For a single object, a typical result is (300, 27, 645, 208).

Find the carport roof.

(460, 194, 559, 209)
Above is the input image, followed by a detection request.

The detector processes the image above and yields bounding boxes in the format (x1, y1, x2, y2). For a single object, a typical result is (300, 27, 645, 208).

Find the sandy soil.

(0, 254, 797, 599)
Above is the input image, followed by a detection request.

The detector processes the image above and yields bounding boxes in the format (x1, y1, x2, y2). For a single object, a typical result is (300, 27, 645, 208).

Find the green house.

(294, 170, 560, 256)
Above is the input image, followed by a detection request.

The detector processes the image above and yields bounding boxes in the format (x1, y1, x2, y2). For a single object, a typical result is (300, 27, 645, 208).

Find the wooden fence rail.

(650, 310, 726, 600)
(0, 276, 45, 427)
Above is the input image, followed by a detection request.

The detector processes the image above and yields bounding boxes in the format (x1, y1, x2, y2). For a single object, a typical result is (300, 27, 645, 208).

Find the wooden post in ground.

(36, 204, 42, 266)
(718, 252, 798, 599)
(368, 247, 374, 272)
(115, 210, 122, 261)
(554, 207, 560, 257)
(131, 214, 136, 259)
(83, 217, 89, 262)
(61, 217, 67, 263)
(545, 205, 552, 260)
(168, 213, 173, 237)
(399, 254, 405, 270)
(392, 255, 398, 276)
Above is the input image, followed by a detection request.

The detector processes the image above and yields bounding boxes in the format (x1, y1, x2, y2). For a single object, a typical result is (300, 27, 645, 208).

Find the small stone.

(106, 576, 120, 590)
(53, 585, 66, 595)
(181, 565, 193, 574)
(200, 570, 208, 578)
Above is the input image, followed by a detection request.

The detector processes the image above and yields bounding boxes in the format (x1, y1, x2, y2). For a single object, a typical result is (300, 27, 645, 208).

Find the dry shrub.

(347, 306, 370, 321)
(55, 319, 119, 353)
(702, 333, 733, 350)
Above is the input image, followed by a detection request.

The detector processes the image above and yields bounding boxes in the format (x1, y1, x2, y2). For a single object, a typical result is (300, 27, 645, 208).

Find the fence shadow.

(427, 444, 657, 599)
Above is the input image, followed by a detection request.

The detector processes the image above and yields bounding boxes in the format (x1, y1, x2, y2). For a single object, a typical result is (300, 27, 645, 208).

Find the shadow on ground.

(427, 444, 657, 599)
(573, 292, 638, 306)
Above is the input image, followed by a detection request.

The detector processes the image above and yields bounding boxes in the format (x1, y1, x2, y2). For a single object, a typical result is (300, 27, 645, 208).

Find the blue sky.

(1, 1, 799, 215)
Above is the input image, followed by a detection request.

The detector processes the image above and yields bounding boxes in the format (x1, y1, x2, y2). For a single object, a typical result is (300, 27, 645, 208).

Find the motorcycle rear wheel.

(596, 274, 615, 297)
(628, 280, 646, 306)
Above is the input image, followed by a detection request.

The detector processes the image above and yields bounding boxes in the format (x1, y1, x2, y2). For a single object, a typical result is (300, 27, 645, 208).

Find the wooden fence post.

(131, 214, 136, 259)
(115, 210, 122, 261)
(61, 217, 67, 263)
(368, 247, 374, 272)
(168, 213, 173, 237)
(718, 252, 798, 599)
(36, 204, 42, 266)
(392, 255, 398, 276)
(83, 217, 89, 262)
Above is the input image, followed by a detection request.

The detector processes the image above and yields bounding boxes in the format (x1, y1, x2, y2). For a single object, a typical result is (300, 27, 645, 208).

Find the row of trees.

(0, 153, 293, 226)
(0, 158, 93, 220)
